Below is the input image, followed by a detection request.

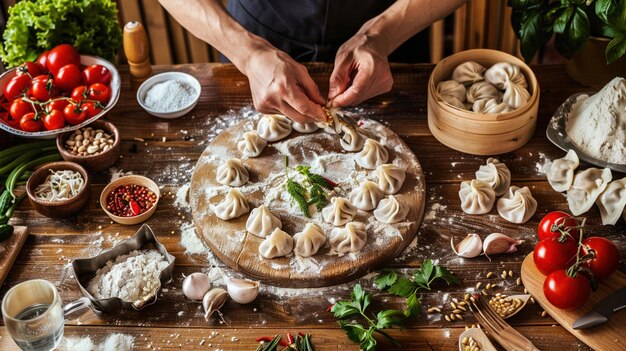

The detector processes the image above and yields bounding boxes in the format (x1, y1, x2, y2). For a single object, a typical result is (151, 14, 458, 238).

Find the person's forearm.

(357, 0, 466, 56)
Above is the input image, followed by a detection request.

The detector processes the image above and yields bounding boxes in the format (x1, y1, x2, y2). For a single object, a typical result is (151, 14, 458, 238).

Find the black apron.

(225, 0, 428, 63)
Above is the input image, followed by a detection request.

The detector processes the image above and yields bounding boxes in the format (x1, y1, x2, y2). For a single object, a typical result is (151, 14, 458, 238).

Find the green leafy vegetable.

(0, 0, 122, 68)
(284, 157, 336, 217)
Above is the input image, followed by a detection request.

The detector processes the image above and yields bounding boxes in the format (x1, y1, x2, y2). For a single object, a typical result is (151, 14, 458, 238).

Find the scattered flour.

(535, 152, 550, 174)
(109, 168, 132, 182)
(58, 333, 134, 351)
(180, 222, 208, 255)
(424, 203, 447, 221)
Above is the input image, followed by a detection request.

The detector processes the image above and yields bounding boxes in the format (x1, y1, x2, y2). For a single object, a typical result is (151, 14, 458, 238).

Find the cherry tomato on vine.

(46, 44, 80, 74)
(544, 270, 590, 309)
(533, 238, 578, 276)
(36, 51, 49, 72)
(19, 112, 42, 132)
(30, 77, 57, 101)
(82, 64, 111, 85)
(42, 109, 65, 130)
(538, 211, 580, 242)
(55, 64, 82, 91)
(87, 83, 110, 104)
(63, 103, 87, 125)
(81, 101, 101, 118)
(582, 237, 620, 280)
(45, 99, 69, 113)
(9, 99, 32, 120)
(4, 75, 31, 101)
(70, 86, 88, 102)
(16, 62, 42, 77)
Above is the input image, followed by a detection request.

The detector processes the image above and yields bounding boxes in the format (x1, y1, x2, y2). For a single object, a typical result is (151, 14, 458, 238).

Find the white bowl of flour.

(137, 72, 201, 119)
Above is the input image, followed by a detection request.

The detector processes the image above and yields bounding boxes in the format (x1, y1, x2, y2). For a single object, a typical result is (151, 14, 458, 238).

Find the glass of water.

(2, 279, 64, 351)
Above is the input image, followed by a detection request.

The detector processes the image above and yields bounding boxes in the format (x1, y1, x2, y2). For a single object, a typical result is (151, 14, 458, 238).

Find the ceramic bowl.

(26, 161, 90, 218)
(100, 175, 160, 225)
(56, 120, 121, 173)
(136, 72, 201, 119)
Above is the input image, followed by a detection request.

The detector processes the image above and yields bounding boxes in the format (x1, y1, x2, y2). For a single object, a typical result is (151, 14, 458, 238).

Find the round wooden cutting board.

(190, 115, 425, 287)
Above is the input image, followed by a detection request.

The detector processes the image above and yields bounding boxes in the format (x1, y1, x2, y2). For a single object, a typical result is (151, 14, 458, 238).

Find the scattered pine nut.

(508, 270, 514, 277)
(458, 305, 467, 311)
(456, 314, 464, 320)
(450, 302, 457, 309)
(458, 301, 467, 306)
(453, 309, 461, 314)
(450, 314, 456, 321)
(501, 270, 507, 279)
(445, 315, 451, 322)
(464, 293, 470, 301)
(486, 271, 494, 278)
(541, 311, 547, 317)
(485, 283, 492, 290)
(476, 282, 482, 289)
(516, 278, 522, 286)
(427, 307, 441, 313)
(530, 297, 536, 304)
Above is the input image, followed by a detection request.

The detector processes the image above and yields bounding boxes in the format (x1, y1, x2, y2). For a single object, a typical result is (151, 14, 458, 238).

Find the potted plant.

(508, 0, 626, 87)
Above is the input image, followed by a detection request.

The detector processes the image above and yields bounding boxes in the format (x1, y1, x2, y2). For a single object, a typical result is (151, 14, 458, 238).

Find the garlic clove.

(482, 233, 523, 258)
(226, 277, 260, 304)
(450, 234, 482, 258)
(182, 272, 212, 301)
(203, 288, 228, 319)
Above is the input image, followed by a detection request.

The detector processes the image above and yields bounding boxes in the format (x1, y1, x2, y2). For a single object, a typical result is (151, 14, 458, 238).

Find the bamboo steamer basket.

(427, 49, 540, 155)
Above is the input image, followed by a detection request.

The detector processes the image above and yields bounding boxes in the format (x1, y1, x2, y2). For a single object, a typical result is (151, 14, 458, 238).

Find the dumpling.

(567, 168, 612, 216)
(545, 150, 579, 192)
(237, 131, 267, 158)
(293, 223, 326, 257)
(330, 222, 367, 253)
(340, 125, 366, 152)
(452, 61, 486, 85)
(355, 139, 388, 169)
(441, 95, 466, 109)
(246, 205, 282, 237)
(350, 180, 384, 211)
(502, 81, 530, 109)
(466, 81, 500, 104)
(216, 158, 249, 186)
(377, 164, 406, 195)
(459, 179, 495, 215)
(292, 121, 319, 134)
(257, 114, 292, 142)
(317, 107, 343, 134)
(496, 186, 537, 224)
(484, 62, 528, 89)
(597, 178, 626, 225)
(472, 98, 511, 114)
(374, 195, 409, 223)
(258, 228, 293, 258)
(475, 158, 511, 196)
(437, 80, 466, 102)
(214, 188, 250, 220)
(322, 197, 358, 226)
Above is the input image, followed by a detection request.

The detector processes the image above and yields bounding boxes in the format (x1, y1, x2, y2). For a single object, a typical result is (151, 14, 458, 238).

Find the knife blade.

(572, 286, 626, 329)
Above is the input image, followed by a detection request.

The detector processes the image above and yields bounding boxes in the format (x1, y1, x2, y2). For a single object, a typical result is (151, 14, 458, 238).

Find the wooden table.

(1, 63, 624, 350)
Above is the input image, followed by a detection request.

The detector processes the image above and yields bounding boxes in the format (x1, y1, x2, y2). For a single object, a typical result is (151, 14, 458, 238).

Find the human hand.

(328, 33, 393, 107)
(242, 47, 327, 123)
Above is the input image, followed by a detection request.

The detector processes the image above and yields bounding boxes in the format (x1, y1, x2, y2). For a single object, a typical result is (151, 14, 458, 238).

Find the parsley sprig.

(284, 157, 336, 217)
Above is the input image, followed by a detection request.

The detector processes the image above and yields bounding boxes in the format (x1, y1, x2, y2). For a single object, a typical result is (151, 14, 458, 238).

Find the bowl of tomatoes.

(0, 44, 120, 139)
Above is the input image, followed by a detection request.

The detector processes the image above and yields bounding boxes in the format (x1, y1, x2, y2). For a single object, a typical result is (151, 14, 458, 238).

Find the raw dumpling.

(567, 168, 612, 216)
(466, 81, 500, 104)
(216, 158, 249, 186)
(257, 114, 292, 142)
(441, 95, 466, 109)
(545, 150, 579, 192)
(452, 61, 486, 85)
(475, 158, 511, 196)
(497, 186, 537, 224)
(340, 125, 366, 152)
(330, 222, 367, 253)
(374, 195, 409, 223)
(472, 98, 511, 114)
(355, 139, 388, 169)
(237, 131, 267, 158)
(246, 205, 282, 237)
(214, 188, 250, 220)
(323, 197, 357, 226)
(437, 80, 466, 102)
(459, 179, 495, 215)
(258, 228, 293, 258)
(293, 223, 326, 257)
(502, 81, 530, 109)
(484, 62, 528, 89)
(350, 180, 384, 211)
(317, 107, 343, 134)
(377, 163, 406, 195)
(597, 178, 626, 225)
(292, 121, 319, 134)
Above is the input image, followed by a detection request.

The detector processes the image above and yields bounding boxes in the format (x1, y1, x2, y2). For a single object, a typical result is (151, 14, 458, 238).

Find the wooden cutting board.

(521, 254, 626, 351)
(0, 226, 29, 287)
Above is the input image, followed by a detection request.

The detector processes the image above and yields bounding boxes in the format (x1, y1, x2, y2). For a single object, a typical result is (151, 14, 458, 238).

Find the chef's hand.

(243, 47, 327, 124)
(328, 33, 393, 107)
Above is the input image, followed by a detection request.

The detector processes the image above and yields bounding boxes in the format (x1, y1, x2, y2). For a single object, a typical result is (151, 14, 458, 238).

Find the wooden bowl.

(427, 49, 540, 155)
(100, 175, 160, 225)
(56, 120, 121, 172)
(26, 161, 90, 218)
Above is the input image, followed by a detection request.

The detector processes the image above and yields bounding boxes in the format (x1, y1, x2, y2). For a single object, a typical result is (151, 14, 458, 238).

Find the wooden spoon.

(495, 294, 531, 319)
(458, 328, 497, 351)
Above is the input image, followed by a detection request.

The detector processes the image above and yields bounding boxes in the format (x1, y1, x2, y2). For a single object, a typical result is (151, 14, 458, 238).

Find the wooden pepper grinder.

(123, 21, 152, 88)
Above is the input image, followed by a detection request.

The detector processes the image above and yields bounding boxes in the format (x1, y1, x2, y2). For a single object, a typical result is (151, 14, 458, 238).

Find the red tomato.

(63, 103, 87, 125)
(45, 99, 69, 113)
(55, 64, 82, 91)
(29, 77, 57, 101)
(533, 239, 578, 276)
(582, 237, 620, 280)
(70, 86, 88, 102)
(42, 109, 65, 130)
(9, 99, 32, 120)
(36, 51, 49, 72)
(4, 75, 31, 100)
(46, 44, 80, 74)
(16, 62, 42, 77)
(82, 65, 111, 85)
(538, 211, 580, 242)
(87, 83, 110, 103)
(19, 112, 42, 132)
(81, 101, 101, 118)
(544, 270, 590, 309)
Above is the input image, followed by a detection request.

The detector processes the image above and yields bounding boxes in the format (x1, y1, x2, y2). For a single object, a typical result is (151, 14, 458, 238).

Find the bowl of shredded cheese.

(136, 72, 201, 119)
(26, 161, 90, 218)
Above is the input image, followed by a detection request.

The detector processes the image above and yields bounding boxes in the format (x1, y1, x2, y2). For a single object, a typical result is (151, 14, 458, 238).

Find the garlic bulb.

(225, 277, 260, 304)
(203, 288, 228, 319)
(182, 273, 212, 301)
(483, 233, 523, 257)
(450, 234, 482, 258)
